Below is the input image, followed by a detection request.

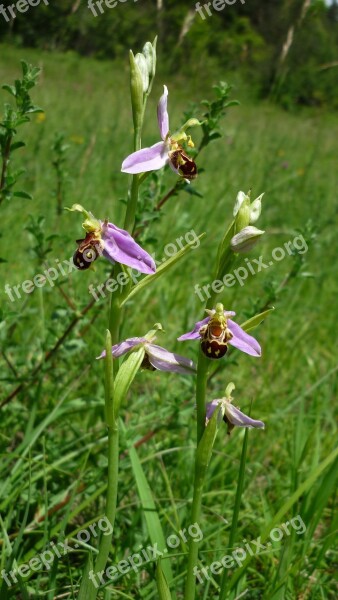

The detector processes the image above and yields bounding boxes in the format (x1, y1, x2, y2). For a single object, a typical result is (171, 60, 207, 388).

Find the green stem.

(124, 173, 140, 234)
(183, 474, 204, 600)
(124, 117, 144, 233)
(92, 422, 119, 569)
(0, 133, 12, 206)
(196, 349, 209, 443)
(218, 429, 249, 600)
(184, 350, 209, 600)
(78, 332, 118, 600)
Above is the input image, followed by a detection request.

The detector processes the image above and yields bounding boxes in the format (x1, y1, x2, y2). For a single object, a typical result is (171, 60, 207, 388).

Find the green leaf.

(113, 347, 145, 415)
(240, 307, 275, 332)
(10, 141, 26, 152)
(195, 401, 222, 483)
(156, 563, 173, 600)
(77, 555, 95, 600)
(13, 191, 32, 200)
(121, 421, 176, 600)
(2, 84, 16, 98)
(121, 233, 205, 307)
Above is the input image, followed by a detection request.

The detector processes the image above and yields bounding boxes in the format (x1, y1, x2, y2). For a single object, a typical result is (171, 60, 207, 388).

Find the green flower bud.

(230, 226, 265, 253)
(129, 50, 144, 131)
(233, 191, 249, 217)
(135, 53, 149, 93)
(233, 190, 251, 232)
(142, 39, 156, 80)
(250, 193, 264, 224)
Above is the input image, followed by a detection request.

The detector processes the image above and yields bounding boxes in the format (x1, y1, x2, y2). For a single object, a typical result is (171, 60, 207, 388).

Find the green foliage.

(0, 45, 337, 599)
(0, 60, 42, 205)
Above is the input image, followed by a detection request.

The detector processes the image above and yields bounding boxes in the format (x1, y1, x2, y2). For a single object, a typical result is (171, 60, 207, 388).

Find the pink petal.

(147, 344, 196, 374)
(227, 319, 261, 357)
(225, 403, 265, 429)
(157, 85, 169, 140)
(102, 222, 156, 274)
(206, 399, 220, 421)
(97, 337, 146, 360)
(121, 142, 168, 174)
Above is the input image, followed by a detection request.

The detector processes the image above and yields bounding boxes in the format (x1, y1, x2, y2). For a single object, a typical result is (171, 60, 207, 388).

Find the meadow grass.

(0, 43, 337, 599)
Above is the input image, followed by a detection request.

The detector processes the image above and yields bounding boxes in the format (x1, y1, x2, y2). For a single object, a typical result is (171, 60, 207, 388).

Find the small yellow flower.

(70, 135, 85, 145)
(36, 113, 46, 124)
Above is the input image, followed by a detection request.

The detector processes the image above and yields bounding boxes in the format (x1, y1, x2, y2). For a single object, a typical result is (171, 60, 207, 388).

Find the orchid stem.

(123, 113, 144, 233)
(183, 349, 209, 600)
(78, 332, 118, 600)
(124, 173, 140, 234)
(184, 478, 203, 600)
(196, 349, 209, 443)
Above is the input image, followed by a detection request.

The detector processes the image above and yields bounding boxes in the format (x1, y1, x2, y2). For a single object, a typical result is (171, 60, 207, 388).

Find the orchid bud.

(142, 39, 156, 80)
(230, 226, 265, 253)
(234, 191, 251, 232)
(134, 53, 149, 93)
(129, 50, 144, 131)
(249, 193, 264, 224)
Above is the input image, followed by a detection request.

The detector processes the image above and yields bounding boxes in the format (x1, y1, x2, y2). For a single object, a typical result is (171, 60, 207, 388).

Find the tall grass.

(0, 43, 337, 599)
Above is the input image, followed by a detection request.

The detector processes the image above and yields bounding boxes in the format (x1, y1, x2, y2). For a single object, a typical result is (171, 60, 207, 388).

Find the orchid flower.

(121, 85, 198, 181)
(68, 204, 155, 274)
(178, 303, 261, 358)
(206, 395, 265, 435)
(98, 326, 196, 375)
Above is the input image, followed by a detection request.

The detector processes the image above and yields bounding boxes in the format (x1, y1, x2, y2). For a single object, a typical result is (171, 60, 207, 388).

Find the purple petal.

(225, 402, 265, 429)
(101, 222, 156, 274)
(97, 337, 146, 360)
(147, 344, 196, 375)
(177, 316, 210, 341)
(157, 85, 169, 140)
(227, 319, 261, 357)
(177, 310, 236, 342)
(121, 142, 168, 174)
(206, 400, 220, 421)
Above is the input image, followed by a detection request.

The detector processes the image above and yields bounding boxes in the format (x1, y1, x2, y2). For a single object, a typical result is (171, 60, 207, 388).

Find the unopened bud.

(230, 226, 265, 253)
(142, 40, 156, 80)
(134, 53, 149, 93)
(249, 193, 264, 224)
(129, 50, 144, 130)
(233, 191, 250, 232)
(233, 191, 249, 217)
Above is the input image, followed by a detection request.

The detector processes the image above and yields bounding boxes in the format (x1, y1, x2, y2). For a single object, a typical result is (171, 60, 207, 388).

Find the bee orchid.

(98, 327, 196, 375)
(121, 85, 198, 181)
(68, 204, 156, 274)
(206, 396, 265, 435)
(178, 303, 261, 359)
